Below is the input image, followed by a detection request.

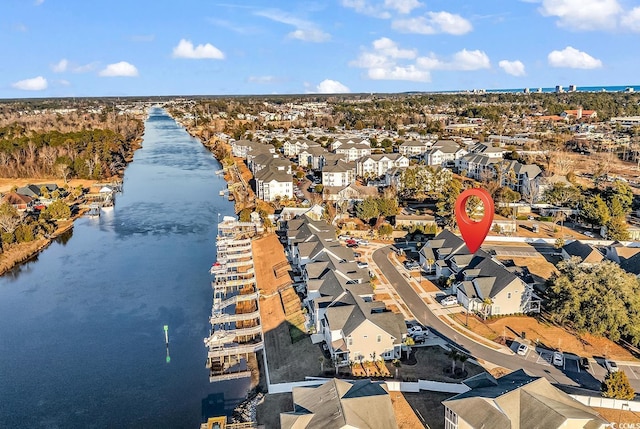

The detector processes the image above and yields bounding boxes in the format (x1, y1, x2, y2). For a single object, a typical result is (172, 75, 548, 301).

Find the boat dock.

(205, 216, 264, 382)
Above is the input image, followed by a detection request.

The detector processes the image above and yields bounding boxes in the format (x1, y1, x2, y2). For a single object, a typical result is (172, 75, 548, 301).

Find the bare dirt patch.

(450, 313, 636, 361)
(390, 392, 428, 429)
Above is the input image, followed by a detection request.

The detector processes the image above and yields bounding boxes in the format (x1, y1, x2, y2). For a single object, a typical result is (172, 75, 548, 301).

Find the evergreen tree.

(602, 371, 635, 400)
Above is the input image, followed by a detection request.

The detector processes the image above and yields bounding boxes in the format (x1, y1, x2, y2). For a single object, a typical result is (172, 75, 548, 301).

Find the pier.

(205, 216, 264, 383)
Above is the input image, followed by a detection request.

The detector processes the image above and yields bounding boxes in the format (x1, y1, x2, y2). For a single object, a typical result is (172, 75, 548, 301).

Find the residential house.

(419, 230, 540, 315)
(280, 378, 398, 429)
(425, 140, 468, 167)
(499, 160, 542, 195)
(536, 175, 572, 202)
(561, 241, 604, 264)
(356, 154, 409, 178)
(394, 213, 436, 229)
(322, 160, 356, 188)
(331, 137, 370, 151)
(601, 243, 640, 276)
(487, 134, 539, 147)
(230, 139, 260, 158)
(285, 217, 406, 366)
(455, 154, 501, 181)
(16, 184, 43, 199)
(443, 369, 608, 429)
(2, 192, 33, 211)
(323, 183, 379, 203)
(399, 140, 433, 157)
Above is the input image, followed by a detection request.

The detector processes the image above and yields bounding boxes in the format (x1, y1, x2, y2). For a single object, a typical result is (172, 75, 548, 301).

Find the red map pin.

(455, 188, 494, 253)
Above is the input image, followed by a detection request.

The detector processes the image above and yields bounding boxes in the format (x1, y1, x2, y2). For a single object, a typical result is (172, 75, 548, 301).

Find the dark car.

(579, 357, 590, 371)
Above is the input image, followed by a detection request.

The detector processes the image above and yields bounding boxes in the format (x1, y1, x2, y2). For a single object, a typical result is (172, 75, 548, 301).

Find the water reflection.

(0, 108, 246, 428)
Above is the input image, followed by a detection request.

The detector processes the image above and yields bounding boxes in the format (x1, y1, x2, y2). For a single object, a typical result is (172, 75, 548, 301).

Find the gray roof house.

(443, 369, 609, 429)
(419, 230, 540, 315)
(280, 378, 398, 429)
(561, 241, 604, 264)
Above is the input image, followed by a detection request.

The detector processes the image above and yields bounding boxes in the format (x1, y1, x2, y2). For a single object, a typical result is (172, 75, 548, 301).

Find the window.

(507, 293, 511, 299)
(347, 336, 352, 346)
(377, 335, 382, 343)
(363, 335, 368, 339)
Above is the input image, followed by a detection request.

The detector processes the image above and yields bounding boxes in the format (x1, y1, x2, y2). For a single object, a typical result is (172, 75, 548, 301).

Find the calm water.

(0, 108, 249, 428)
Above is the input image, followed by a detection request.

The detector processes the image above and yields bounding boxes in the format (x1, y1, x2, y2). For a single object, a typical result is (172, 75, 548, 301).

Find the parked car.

(584, 231, 595, 238)
(517, 344, 529, 356)
(404, 260, 419, 270)
(553, 351, 564, 367)
(357, 262, 369, 269)
(338, 235, 351, 241)
(579, 357, 590, 371)
(353, 252, 362, 258)
(605, 359, 619, 373)
(440, 295, 458, 307)
(347, 242, 359, 248)
(407, 325, 427, 336)
(356, 239, 369, 245)
(412, 333, 427, 343)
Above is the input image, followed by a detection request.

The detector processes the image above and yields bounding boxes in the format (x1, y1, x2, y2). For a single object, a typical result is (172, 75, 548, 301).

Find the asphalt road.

(372, 246, 610, 390)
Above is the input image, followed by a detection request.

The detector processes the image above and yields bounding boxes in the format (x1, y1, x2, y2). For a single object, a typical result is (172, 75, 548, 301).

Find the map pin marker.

(455, 188, 494, 254)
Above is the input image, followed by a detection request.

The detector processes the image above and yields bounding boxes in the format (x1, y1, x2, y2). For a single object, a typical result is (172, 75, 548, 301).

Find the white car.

(605, 359, 619, 373)
(440, 295, 458, 307)
(517, 344, 529, 356)
(357, 262, 369, 269)
(553, 351, 564, 367)
(408, 325, 426, 336)
(584, 231, 595, 238)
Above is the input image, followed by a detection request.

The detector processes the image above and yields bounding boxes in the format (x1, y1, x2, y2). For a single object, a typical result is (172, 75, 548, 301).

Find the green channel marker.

(164, 325, 170, 363)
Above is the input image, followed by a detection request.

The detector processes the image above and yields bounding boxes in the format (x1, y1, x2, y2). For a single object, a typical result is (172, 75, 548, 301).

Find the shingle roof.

(444, 369, 609, 429)
(563, 241, 604, 263)
(281, 379, 398, 429)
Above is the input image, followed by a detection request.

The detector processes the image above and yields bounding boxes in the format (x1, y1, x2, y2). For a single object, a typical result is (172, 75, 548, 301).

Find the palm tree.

(446, 349, 460, 374)
(481, 297, 493, 320)
(392, 359, 401, 379)
(426, 257, 435, 274)
(459, 354, 469, 374)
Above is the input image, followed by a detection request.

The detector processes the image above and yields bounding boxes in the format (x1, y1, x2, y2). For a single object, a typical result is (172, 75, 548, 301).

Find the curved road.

(373, 246, 604, 390)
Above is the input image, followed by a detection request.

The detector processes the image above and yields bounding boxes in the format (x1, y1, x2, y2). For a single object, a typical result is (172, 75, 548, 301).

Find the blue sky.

(2, 0, 640, 98)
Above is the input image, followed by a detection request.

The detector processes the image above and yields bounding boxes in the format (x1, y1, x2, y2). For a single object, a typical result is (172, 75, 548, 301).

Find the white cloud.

(621, 7, 640, 32)
(12, 76, 47, 91)
(384, 0, 422, 14)
(172, 39, 225, 59)
(392, 11, 472, 35)
(57, 79, 71, 86)
(34, 0, 44, 5)
(372, 37, 416, 59)
(99, 61, 139, 77)
(316, 79, 351, 93)
(539, 0, 622, 30)
(499, 59, 526, 76)
(52, 59, 68, 73)
(548, 46, 602, 68)
(255, 9, 330, 42)
(340, 0, 391, 18)
(451, 49, 491, 70)
(351, 37, 489, 82)
(368, 65, 431, 82)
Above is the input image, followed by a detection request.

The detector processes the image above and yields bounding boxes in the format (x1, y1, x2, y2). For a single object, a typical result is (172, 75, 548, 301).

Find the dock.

(205, 216, 264, 382)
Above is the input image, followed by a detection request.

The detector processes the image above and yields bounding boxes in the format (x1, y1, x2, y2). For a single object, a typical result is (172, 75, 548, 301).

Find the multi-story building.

(322, 160, 356, 187)
(425, 140, 468, 166)
(356, 153, 409, 178)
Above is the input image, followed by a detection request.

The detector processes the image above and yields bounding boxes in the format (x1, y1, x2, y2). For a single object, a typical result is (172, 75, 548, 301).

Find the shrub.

(1, 232, 15, 246)
(14, 224, 35, 243)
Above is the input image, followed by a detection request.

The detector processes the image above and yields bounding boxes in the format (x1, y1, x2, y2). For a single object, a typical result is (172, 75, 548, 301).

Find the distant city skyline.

(3, 0, 640, 98)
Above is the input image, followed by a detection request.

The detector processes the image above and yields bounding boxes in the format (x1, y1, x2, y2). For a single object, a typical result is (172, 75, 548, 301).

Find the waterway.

(0, 108, 249, 428)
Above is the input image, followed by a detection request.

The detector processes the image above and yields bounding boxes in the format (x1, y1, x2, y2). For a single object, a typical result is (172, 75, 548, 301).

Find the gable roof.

(563, 241, 604, 263)
(281, 378, 398, 429)
(444, 369, 608, 429)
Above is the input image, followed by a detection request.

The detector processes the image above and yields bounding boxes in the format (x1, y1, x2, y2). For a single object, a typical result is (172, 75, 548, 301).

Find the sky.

(2, 0, 640, 98)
